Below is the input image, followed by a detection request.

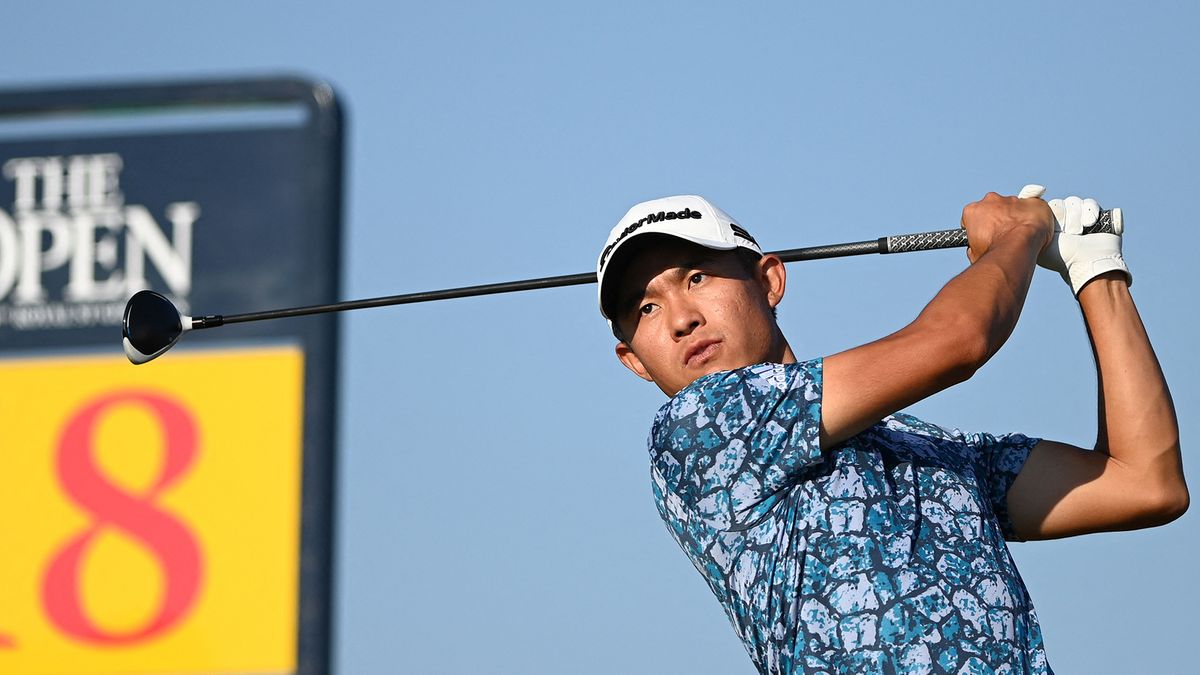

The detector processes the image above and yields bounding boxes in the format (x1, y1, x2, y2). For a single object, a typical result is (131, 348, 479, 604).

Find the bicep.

(1006, 440, 1168, 540)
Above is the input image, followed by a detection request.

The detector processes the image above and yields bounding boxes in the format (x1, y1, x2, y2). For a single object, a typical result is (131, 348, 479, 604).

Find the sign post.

(0, 77, 343, 675)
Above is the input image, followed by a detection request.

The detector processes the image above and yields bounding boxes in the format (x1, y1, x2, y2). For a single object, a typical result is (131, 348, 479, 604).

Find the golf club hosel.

(192, 315, 224, 330)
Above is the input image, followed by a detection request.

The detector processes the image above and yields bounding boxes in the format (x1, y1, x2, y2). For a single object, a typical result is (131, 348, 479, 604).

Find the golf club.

(122, 208, 1122, 365)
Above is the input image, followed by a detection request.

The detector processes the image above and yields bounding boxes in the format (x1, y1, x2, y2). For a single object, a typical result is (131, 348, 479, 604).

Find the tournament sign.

(0, 78, 342, 675)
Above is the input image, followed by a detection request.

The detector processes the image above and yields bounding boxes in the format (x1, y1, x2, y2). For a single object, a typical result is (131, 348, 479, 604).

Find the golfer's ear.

(758, 253, 787, 308)
(615, 342, 654, 382)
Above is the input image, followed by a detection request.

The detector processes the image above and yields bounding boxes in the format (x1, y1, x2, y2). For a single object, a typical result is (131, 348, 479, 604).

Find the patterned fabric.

(649, 359, 1051, 674)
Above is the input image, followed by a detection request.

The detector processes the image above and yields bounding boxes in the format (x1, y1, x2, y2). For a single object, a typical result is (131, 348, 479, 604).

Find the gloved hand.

(1036, 194, 1132, 296)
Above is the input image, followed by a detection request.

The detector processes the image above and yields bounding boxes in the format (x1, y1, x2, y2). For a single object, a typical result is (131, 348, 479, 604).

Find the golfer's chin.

(655, 349, 766, 396)
(670, 357, 745, 394)
(690, 359, 736, 379)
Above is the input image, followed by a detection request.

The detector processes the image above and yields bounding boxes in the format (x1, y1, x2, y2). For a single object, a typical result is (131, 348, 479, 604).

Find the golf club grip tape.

(883, 209, 1118, 254)
(883, 229, 968, 253)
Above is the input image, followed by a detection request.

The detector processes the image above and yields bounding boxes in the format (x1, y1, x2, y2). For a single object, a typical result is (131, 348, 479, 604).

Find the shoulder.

(651, 359, 823, 449)
(655, 359, 820, 417)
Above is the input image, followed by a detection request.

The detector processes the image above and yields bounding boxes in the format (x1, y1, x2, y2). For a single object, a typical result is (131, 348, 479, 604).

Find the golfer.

(597, 189, 1186, 674)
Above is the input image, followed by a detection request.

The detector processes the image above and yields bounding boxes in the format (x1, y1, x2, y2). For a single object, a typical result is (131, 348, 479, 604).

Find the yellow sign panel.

(0, 347, 304, 675)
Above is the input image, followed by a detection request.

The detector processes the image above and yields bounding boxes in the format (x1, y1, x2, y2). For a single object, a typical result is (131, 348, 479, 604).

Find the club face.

(122, 290, 184, 364)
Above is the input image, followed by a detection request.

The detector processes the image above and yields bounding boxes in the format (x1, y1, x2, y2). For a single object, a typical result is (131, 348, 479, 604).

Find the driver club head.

(122, 290, 192, 364)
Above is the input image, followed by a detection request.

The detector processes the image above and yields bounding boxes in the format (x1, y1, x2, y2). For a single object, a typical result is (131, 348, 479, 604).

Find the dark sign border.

(0, 76, 343, 675)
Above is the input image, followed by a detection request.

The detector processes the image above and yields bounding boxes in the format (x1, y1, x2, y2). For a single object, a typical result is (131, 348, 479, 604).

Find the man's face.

(611, 237, 793, 396)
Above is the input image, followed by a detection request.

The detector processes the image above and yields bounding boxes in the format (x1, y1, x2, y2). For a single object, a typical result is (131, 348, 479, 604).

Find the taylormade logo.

(599, 207, 702, 271)
(0, 153, 199, 330)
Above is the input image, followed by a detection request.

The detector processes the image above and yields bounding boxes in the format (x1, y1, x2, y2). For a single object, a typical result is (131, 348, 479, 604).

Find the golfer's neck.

(775, 331, 797, 365)
(780, 344, 797, 364)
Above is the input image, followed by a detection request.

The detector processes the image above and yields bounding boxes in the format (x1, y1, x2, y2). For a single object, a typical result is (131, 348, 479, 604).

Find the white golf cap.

(597, 195, 762, 327)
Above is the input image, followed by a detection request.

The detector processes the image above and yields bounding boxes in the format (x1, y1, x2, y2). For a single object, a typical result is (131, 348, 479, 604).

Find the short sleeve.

(649, 359, 824, 530)
(965, 431, 1041, 541)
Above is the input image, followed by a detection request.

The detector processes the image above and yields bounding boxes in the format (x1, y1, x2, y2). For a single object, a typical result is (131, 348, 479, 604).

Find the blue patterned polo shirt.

(649, 359, 1051, 674)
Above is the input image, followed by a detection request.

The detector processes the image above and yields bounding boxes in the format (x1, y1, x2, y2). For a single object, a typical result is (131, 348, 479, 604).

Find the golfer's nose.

(670, 301, 703, 339)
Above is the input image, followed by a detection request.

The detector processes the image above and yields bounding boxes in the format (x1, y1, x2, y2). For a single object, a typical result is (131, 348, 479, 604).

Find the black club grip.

(883, 208, 1121, 254)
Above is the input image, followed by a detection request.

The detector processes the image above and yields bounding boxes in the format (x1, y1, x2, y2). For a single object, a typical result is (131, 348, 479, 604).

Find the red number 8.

(41, 391, 203, 644)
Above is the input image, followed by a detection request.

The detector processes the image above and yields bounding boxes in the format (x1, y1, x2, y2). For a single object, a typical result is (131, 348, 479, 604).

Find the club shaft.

(206, 271, 599, 327)
(193, 213, 1115, 330)
(192, 231, 948, 329)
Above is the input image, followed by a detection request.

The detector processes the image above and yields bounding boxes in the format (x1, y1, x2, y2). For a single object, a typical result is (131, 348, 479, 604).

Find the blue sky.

(4, 2, 1198, 672)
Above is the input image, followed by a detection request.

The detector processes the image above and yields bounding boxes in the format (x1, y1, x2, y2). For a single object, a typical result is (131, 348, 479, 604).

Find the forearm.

(1079, 275, 1184, 490)
(915, 232, 1043, 367)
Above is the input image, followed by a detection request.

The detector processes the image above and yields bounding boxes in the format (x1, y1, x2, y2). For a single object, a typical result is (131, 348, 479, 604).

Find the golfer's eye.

(639, 303, 656, 316)
(689, 272, 707, 285)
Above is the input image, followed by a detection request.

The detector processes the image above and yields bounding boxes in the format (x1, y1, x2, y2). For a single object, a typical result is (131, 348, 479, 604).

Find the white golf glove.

(1035, 194, 1132, 296)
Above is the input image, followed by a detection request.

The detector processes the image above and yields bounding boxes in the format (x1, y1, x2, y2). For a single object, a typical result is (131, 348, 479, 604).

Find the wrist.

(1076, 271, 1132, 305)
(990, 227, 1047, 257)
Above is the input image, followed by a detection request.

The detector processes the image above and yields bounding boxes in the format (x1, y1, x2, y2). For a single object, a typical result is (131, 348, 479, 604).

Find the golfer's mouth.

(684, 340, 722, 368)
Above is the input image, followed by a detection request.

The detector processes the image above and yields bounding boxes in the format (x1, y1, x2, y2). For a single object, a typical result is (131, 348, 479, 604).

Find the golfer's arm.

(821, 231, 1042, 448)
(1006, 275, 1188, 540)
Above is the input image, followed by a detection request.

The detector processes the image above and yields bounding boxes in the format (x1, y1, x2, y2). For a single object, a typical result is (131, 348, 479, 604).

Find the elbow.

(1136, 454, 1190, 527)
(1152, 480, 1190, 526)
